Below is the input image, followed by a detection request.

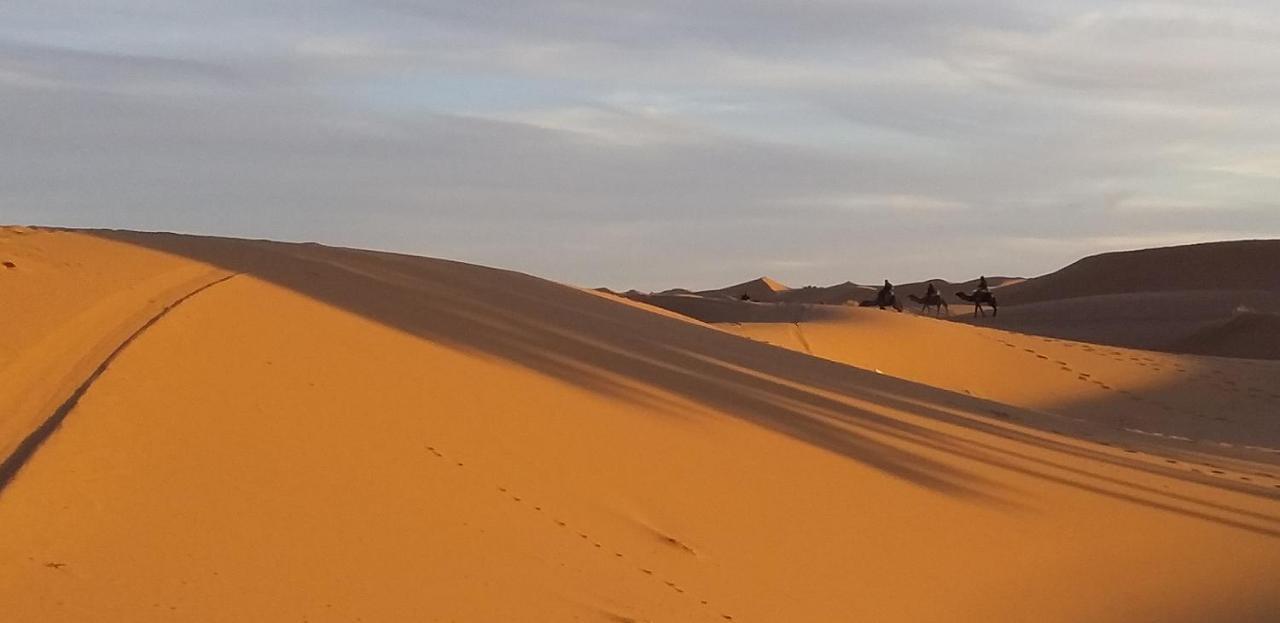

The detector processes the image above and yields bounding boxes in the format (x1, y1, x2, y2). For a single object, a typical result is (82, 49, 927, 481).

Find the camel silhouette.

(859, 293, 903, 312)
(908, 292, 949, 317)
(955, 290, 998, 317)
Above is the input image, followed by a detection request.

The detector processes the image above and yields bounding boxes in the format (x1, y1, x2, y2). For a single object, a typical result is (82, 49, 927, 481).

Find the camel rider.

(976, 276, 990, 295)
(924, 282, 940, 300)
(878, 280, 894, 308)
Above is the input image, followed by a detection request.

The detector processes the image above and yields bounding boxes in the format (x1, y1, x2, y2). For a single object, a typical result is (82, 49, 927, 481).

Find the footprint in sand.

(427, 441, 727, 616)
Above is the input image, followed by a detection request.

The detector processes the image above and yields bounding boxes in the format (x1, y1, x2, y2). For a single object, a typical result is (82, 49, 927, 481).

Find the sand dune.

(998, 240, 1280, 306)
(938, 240, 1280, 355)
(651, 276, 1021, 309)
(1175, 309, 1280, 360)
(633, 241, 1280, 357)
(766, 281, 875, 305)
(950, 289, 1280, 350)
(722, 305, 1280, 461)
(2, 227, 1279, 622)
(891, 276, 1022, 302)
(696, 276, 792, 301)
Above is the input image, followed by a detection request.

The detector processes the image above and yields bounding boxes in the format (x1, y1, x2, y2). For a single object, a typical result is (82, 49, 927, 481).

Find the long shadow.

(86, 230, 1280, 534)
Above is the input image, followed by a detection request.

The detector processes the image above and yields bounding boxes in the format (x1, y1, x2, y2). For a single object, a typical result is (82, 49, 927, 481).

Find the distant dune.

(626, 276, 1022, 315)
(630, 240, 1280, 358)
(696, 276, 792, 301)
(2, 227, 1278, 622)
(998, 240, 1280, 305)
(721, 305, 1280, 457)
(952, 290, 1280, 353)
(1175, 309, 1280, 360)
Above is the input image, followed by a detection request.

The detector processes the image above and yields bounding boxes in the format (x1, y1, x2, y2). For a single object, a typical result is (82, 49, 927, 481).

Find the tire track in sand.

(790, 323, 813, 356)
(0, 272, 240, 494)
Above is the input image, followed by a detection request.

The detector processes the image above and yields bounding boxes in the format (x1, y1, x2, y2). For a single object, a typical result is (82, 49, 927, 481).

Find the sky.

(2, 1, 1279, 290)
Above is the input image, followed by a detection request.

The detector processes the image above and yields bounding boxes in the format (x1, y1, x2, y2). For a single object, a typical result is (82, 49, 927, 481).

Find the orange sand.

(1, 227, 1278, 622)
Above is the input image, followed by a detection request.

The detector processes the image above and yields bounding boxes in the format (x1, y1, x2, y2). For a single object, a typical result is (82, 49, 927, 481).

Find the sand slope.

(723, 306, 1280, 460)
(950, 290, 1280, 353)
(697, 276, 791, 301)
(999, 240, 1280, 306)
(2, 228, 1279, 622)
(1175, 310, 1280, 360)
(633, 241, 1280, 357)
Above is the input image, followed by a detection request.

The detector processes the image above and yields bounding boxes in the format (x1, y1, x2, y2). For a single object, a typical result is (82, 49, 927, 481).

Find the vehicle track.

(0, 272, 239, 494)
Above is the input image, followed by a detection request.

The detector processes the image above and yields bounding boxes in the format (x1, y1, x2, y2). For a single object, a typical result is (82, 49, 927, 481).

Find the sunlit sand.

(2, 227, 1277, 622)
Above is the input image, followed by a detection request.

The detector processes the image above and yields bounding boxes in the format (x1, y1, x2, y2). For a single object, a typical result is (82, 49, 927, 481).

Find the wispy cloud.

(1, 0, 1278, 289)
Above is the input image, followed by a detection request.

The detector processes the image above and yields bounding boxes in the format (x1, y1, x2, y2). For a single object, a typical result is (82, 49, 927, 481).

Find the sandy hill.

(938, 241, 1280, 357)
(635, 276, 1024, 316)
(2, 227, 1279, 622)
(720, 305, 1280, 459)
(1174, 310, 1280, 360)
(953, 290, 1280, 352)
(888, 276, 1021, 302)
(1000, 240, 1280, 305)
(773, 281, 876, 305)
(697, 276, 791, 301)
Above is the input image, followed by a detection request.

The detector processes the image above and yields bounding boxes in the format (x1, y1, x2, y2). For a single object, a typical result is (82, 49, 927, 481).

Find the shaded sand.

(697, 276, 792, 302)
(950, 290, 1280, 352)
(952, 240, 1280, 354)
(997, 240, 1280, 306)
(1175, 310, 1280, 360)
(631, 240, 1280, 357)
(636, 277, 1022, 308)
(2, 228, 1279, 622)
(722, 306, 1280, 462)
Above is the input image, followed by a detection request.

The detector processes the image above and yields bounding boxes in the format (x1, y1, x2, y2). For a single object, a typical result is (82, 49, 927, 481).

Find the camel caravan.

(861, 276, 997, 317)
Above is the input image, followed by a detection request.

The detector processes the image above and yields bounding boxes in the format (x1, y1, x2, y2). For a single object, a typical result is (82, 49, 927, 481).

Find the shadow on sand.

(83, 230, 1280, 536)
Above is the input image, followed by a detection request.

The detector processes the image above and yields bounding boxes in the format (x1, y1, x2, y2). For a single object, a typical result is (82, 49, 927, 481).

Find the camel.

(859, 293, 903, 312)
(907, 292, 949, 317)
(955, 290, 998, 317)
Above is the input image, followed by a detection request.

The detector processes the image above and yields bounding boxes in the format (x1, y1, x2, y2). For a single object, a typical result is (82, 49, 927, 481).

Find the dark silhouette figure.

(956, 278, 998, 318)
(740, 293, 752, 302)
(908, 282, 949, 316)
(861, 280, 903, 312)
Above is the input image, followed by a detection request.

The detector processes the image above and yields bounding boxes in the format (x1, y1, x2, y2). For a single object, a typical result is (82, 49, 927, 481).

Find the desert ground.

(2, 227, 1278, 622)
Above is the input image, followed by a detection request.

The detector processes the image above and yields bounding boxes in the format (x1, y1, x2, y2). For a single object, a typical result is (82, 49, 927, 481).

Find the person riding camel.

(877, 280, 895, 309)
(924, 282, 940, 300)
(957, 276, 999, 317)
